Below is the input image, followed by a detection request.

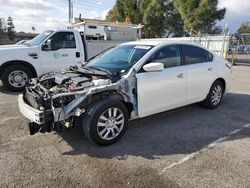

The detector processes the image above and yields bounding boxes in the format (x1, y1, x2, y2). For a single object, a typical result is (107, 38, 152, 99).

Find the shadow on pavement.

(58, 93, 250, 160)
(0, 83, 21, 96)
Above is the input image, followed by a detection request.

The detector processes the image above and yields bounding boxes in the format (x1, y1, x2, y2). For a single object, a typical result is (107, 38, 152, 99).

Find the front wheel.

(81, 98, 129, 146)
(1, 65, 32, 92)
(201, 80, 224, 109)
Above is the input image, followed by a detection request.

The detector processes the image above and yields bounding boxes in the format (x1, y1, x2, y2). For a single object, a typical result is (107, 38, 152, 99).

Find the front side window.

(86, 45, 153, 74)
(149, 45, 181, 68)
(182, 45, 207, 65)
(49, 32, 76, 50)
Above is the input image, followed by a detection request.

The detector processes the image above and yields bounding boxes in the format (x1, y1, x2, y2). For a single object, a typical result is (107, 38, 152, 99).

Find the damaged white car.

(18, 40, 231, 146)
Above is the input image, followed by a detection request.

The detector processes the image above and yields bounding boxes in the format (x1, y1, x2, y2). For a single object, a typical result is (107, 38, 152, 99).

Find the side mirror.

(143, 62, 164, 72)
(42, 39, 52, 51)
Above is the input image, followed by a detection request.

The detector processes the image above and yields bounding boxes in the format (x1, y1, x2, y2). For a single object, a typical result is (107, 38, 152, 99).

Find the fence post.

(231, 49, 236, 65)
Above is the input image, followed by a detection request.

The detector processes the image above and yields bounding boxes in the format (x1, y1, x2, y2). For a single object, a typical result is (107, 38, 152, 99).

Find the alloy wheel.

(97, 107, 125, 141)
(211, 85, 223, 105)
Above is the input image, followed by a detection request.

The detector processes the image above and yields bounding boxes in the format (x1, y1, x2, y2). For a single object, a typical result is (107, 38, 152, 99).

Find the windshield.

(86, 44, 153, 74)
(28, 30, 53, 46)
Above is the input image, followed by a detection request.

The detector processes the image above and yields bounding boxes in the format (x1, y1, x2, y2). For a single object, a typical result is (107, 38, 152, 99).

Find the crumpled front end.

(18, 94, 53, 134)
(18, 67, 116, 135)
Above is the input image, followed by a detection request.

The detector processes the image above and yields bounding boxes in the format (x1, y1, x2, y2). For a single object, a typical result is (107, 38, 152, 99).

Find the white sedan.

(19, 40, 232, 146)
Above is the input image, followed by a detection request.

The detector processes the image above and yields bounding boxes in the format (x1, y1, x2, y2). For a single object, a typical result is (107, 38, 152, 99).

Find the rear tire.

(1, 65, 32, 92)
(79, 98, 129, 146)
(201, 80, 224, 109)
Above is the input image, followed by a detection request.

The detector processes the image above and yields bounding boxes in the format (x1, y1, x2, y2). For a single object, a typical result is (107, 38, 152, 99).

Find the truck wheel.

(81, 98, 129, 146)
(1, 65, 32, 92)
(201, 80, 224, 109)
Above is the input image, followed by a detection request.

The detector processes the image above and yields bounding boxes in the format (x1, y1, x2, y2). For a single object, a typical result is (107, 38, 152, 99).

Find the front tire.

(201, 80, 224, 109)
(1, 65, 32, 92)
(80, 98, 129, 146)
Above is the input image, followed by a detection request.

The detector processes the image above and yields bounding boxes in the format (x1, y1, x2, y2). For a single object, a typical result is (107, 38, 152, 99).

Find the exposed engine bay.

(22, 65, 137, 135)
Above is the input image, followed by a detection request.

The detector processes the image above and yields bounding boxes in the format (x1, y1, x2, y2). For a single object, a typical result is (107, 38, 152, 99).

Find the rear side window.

(149, 45, 181, 68)
(182, 45, 207, 65)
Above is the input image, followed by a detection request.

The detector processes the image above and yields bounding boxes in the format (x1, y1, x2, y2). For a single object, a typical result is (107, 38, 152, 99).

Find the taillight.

(225, 63, 232, 70)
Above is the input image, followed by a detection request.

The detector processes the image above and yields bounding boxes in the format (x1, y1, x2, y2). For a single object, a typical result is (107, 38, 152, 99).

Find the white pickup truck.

(0, 29, 126, 91)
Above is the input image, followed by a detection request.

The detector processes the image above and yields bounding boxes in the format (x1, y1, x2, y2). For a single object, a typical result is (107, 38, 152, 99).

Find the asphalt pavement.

(0, 66, 250, 187)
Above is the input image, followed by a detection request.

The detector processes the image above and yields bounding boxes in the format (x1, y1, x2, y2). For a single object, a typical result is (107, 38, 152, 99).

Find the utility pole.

(68, 0, 73, 24)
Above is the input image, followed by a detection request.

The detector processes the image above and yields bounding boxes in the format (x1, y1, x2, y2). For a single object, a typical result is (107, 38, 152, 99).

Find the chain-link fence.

(144, 34, 230, 59)
(227, 35, 250, 66)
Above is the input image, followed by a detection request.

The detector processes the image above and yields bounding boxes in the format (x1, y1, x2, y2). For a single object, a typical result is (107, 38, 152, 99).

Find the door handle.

(177, 73, 184, 78)
(208, 67, 214, 71)
(76, 52, 80, 58)
(28, 52, 38, 59)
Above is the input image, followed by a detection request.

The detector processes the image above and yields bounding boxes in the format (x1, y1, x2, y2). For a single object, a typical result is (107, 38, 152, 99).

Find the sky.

(0, 0, 249, 34)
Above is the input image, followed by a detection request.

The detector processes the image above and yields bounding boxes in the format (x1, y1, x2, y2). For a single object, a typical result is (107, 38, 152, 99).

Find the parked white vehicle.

(18, 40, 232, 146)
(0, 29, 128, 91)
(15, 40, 29, 45)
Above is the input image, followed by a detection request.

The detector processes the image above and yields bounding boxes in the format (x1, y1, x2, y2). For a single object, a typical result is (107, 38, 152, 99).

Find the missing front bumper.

(18, 94, 45, 124)
(18, 94, 54, 135)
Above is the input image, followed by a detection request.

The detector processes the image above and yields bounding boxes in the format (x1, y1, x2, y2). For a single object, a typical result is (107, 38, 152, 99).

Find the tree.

(237, 21, 250, 34)
(0, 18, 7, 43)
(174, 0, 226, 34)
(106, 0, 146, 23)
(106, 0, 185, 38)
(0, 18, 3, 34)
(236, 21, 250, 44)
(7, 16, 16, 41)
(143, 0, 165, 38)
(106, 0, 126, 22)
(162, 1, 186, 37)
(0, 18, 4, 42)
(0, 18, 7, 33)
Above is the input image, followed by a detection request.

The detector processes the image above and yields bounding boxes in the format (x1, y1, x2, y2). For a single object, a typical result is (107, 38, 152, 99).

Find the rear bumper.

(18, 94, 45, 124)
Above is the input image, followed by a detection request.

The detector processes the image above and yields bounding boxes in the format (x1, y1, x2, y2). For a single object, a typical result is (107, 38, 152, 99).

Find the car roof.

(122, 39, 204, 48)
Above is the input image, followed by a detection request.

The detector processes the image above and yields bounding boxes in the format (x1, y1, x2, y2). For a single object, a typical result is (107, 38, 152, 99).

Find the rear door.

(40, 31, 81, 74)
(181, 45, 216, 103)
(136, 45, 187, 117)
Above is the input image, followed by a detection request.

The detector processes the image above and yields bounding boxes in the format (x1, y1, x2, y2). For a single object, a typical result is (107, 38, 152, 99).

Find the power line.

(67, 0, 116, 22)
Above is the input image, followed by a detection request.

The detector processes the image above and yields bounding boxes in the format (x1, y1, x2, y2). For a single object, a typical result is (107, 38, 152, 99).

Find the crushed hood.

(29, 65, 114, 95)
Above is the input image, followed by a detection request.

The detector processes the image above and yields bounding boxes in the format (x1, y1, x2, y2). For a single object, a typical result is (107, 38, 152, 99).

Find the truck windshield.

(28, 30, 53, 46)
(86, 44, 153, 74)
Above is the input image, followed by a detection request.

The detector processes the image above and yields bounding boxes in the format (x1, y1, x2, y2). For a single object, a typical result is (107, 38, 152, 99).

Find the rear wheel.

(201, 80, 224, 109)
(1, 65, 32, 92)
(80, 98, 129, 146)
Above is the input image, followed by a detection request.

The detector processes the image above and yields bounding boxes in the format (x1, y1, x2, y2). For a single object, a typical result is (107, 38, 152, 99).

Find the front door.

(136, 45, 187, 118)
(40, 31, 81, 74)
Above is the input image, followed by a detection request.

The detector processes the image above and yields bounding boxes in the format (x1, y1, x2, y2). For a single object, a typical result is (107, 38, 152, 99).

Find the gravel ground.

(0, 66, 250, 188)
